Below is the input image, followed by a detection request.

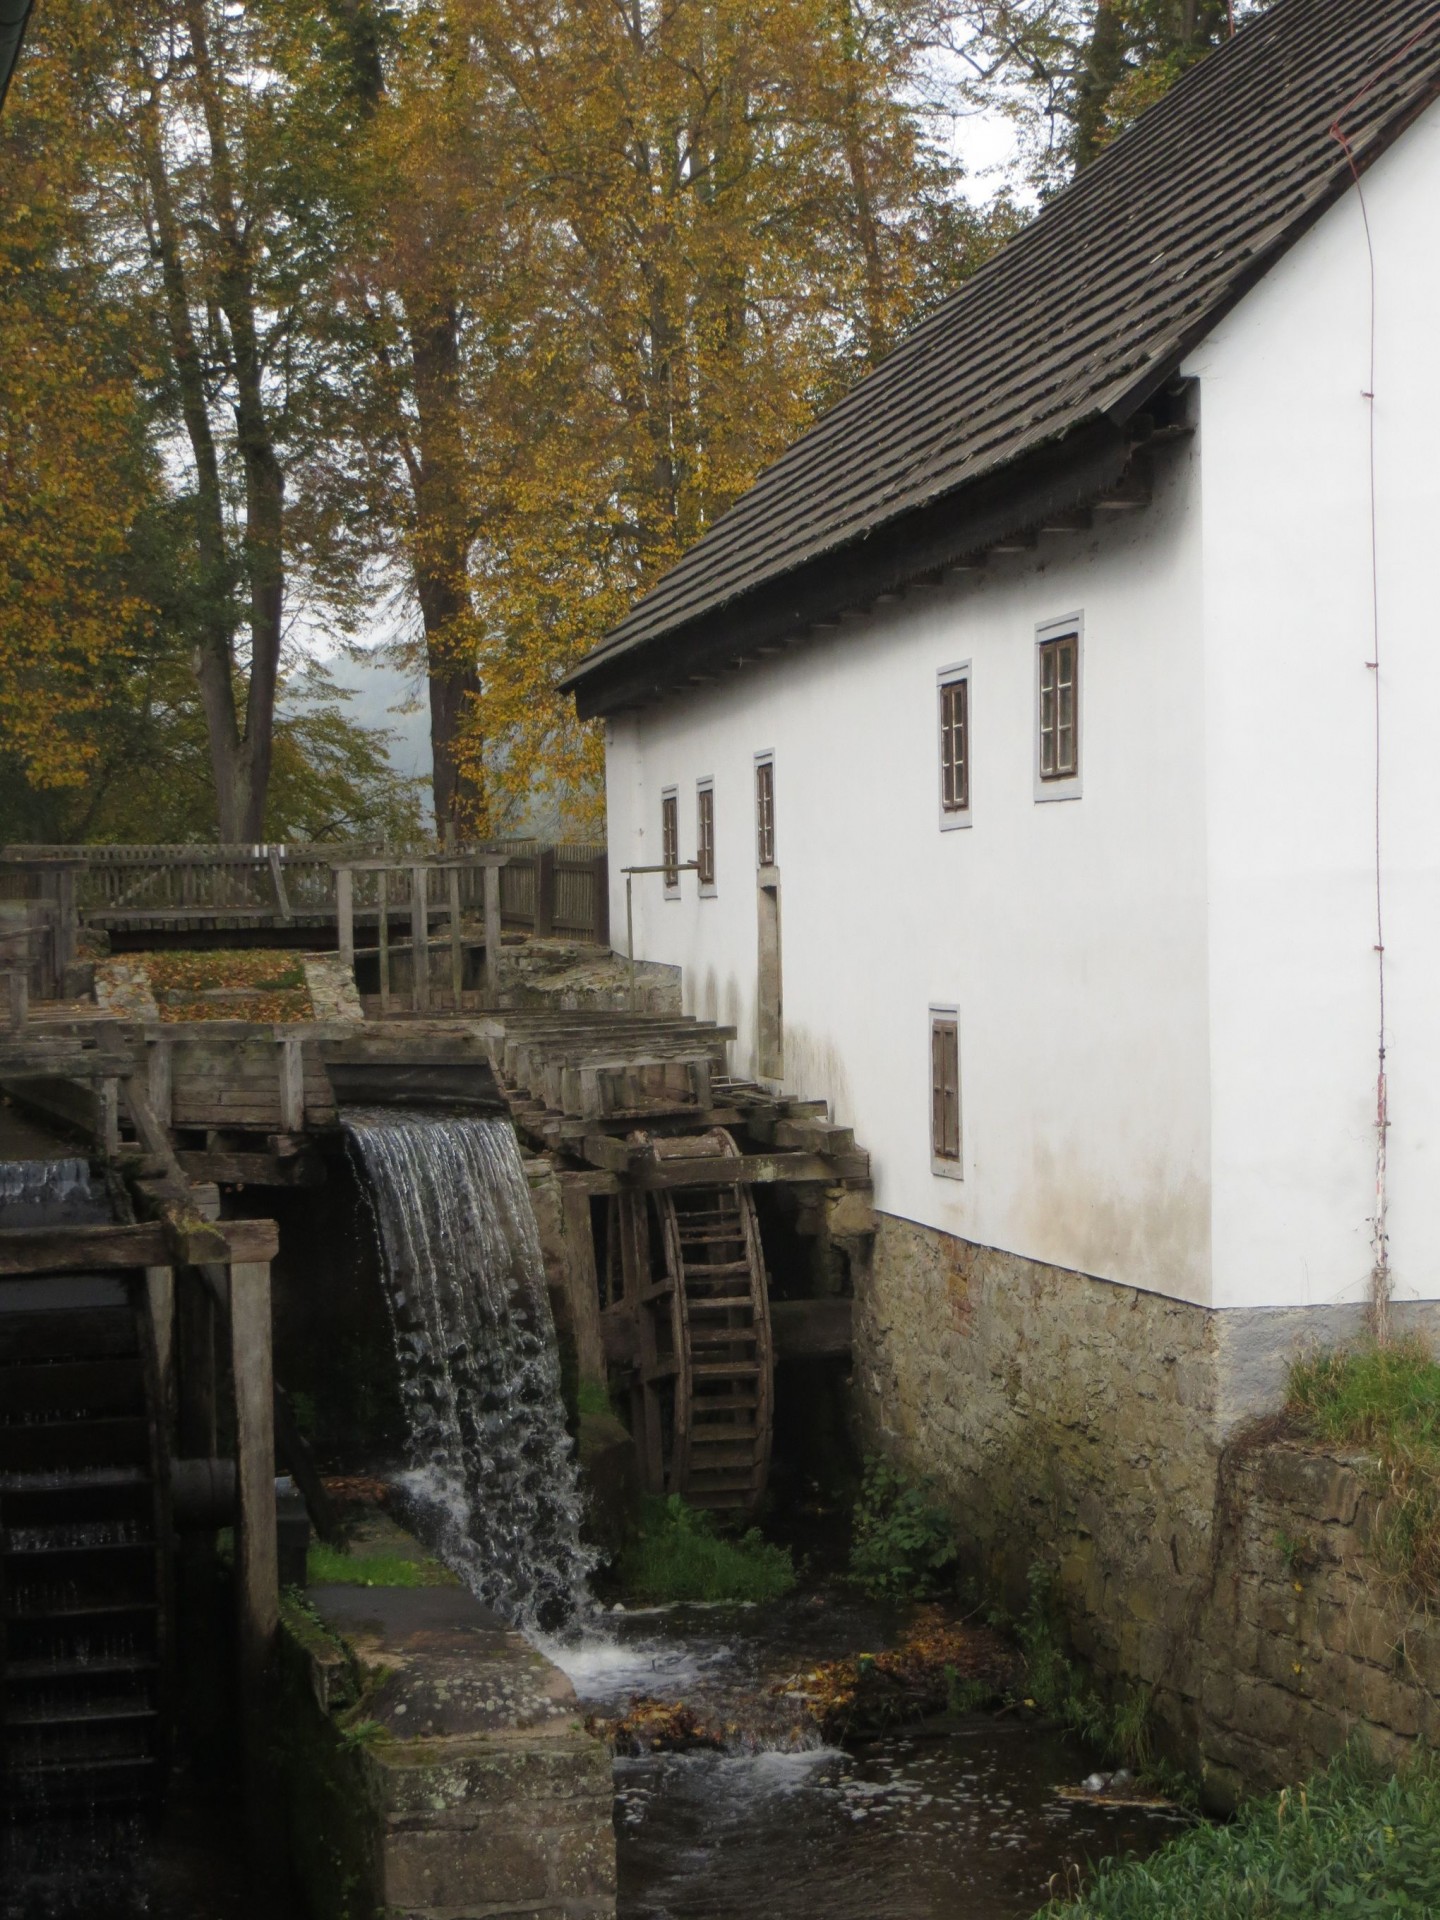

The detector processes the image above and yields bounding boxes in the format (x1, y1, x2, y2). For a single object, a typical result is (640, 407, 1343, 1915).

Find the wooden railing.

(0, 841, 610, 948)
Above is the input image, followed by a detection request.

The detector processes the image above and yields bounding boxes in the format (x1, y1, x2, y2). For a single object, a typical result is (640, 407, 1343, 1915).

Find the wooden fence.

(0, 840, 609, 949)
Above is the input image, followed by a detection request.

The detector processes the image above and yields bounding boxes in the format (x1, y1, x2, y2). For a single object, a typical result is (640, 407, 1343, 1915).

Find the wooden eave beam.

(0, 1217, 279, 1276)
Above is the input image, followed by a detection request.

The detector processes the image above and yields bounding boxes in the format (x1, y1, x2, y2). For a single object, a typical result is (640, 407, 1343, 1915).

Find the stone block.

(1254, 1449, 1364, 1527)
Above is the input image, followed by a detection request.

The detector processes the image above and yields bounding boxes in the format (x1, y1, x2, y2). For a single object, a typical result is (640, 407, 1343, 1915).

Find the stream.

(549, 1595, 1191, 1920)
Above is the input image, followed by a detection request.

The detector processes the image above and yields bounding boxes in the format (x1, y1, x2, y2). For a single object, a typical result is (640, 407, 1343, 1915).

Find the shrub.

(1288, 1337, 1440, 1593)
(1039, 1745, 1440, 1918)
(849, 1458, 958, 1599)
(618, 1495, 796, 1604)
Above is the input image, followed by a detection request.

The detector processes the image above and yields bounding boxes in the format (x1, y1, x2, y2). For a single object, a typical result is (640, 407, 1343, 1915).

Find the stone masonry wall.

(852, 1213, 1222, 1693)
(851, 1212, 1440, 1805)
(1189, 1442, 1440, 1807)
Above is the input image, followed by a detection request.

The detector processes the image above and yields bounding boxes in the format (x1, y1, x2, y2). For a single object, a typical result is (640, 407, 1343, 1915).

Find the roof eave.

(567, 408, 1175, 720)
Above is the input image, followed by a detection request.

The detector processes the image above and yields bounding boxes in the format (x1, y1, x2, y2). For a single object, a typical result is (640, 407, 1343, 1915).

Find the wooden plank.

(410, 864, 429, 1013)
(483, 864, 502, 1000)
(175, 1149, 322, 1188)
(277, 1038, 304, 1133)
(230, 1257, 279, 1834)
(335, 866, 354, 967)
(629, 1151, 868, 1189)
(0, 1218, 279, 1275)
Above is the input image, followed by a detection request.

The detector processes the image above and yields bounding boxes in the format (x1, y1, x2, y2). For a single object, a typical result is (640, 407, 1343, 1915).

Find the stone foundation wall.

(851, 1211, 1440, 1803)
(1189, 1442, 1440, 1807)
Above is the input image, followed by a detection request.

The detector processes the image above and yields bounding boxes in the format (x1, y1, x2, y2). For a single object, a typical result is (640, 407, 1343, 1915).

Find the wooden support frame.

(483, 864, 502, 1001)
(410, 863, 430, 1013)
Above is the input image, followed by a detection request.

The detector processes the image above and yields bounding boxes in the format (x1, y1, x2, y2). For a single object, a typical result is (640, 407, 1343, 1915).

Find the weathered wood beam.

(0, 1217, 279, 1275)
(176, 1149, 324, 1188)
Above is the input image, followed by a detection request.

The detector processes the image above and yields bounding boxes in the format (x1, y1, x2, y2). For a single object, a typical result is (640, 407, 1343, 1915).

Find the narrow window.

(661, 789, 679, 895)
(938, 666, 971, 827)
(1037, 627, 1080, 788)
(930, 1010, 961, 1175)
(696, 781, 716, 895)
(755, 755, 776, 868)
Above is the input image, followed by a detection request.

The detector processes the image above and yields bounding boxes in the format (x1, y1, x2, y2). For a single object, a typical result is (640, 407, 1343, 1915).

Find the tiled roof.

(567, 0, 1440, 713)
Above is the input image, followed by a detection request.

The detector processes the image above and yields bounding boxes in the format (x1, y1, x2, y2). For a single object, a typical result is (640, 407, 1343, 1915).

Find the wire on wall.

(1328, 104, 1386, 1339)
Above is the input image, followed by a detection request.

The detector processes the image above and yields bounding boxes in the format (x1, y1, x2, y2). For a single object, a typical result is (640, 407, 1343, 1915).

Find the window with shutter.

(661, 790, 679, 894)
(938, 667, 971, 826)
(930, 1010, 961, 1175)
(1036, 623, 1081, 794)
(755, 756, 775, 867)
(697, 781, 716, 893)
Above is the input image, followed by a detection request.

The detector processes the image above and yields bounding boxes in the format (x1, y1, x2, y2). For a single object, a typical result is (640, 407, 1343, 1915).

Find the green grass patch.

(849, 1457, 958, 1599)
(305, 1542, 456, 1589)
(1038, 1746, 1440, 1918)
(1288, 1337, 1440, 1592)
(617, 1495, 795, 1604)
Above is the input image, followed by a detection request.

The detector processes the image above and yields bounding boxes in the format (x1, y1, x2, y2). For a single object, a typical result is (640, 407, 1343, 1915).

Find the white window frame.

(929, 1004, 963, 1179)
(661, 786, 680, 898)
(937, 661, 972, 831)
(1034, 613, 1084, 803)
(754, 751, 777, 873)
(696, 778, 716, 898)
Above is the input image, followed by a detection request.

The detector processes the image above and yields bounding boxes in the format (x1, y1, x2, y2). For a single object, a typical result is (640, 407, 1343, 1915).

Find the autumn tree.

(938, 0, 1268, 184)
(434, 0, 1019, 825)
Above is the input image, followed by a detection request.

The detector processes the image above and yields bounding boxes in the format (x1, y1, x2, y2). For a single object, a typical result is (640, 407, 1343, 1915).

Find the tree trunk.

(408, 299, 483, 839)
(182, 0, 285, 844)
(1074, 0, 1128, 168)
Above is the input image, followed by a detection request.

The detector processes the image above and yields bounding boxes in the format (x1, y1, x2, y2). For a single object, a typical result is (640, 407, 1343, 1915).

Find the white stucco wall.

(602, 98, 1440, 1318)
(606, 449, 1214, 1305)
(1191, 98, 1440, 1310)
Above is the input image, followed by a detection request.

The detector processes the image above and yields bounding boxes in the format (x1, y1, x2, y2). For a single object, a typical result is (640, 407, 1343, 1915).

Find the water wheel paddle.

(633, 1130, 774, 1516)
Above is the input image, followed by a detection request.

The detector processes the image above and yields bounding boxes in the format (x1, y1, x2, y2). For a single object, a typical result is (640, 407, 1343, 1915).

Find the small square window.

(938, 666, 971, 829)
(661, 789, 680, 895)
(930, 1009, 962, 1177)
(1035, 619, 1083, 801)
(755, 755, 776, 868)
(697, 781, 716, 895)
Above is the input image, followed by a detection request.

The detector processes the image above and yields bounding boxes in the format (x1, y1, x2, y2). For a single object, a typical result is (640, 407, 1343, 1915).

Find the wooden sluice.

(0, 996, 872, 1523)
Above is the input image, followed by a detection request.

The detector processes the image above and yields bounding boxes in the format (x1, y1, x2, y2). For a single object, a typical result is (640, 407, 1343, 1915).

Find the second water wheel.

(629, 1130, 773, 1516)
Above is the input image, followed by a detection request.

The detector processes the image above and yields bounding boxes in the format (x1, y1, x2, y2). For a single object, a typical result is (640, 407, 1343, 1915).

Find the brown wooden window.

(697, 782, 715, 891)
(661, 790, 679, 893)
(1038, 632, 1079, 782)
(755, 756, 775, 867)
(939, 674, 969, 816)
(931, 1011, 961, 1171)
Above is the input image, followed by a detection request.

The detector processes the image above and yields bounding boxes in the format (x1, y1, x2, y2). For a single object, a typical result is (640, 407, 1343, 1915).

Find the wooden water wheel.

(627, 1130, 774, 1516)
(0, 1270, 172, 1826)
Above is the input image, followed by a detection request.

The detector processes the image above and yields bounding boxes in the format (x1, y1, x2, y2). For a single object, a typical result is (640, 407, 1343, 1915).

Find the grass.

(1038, 1746, 1440, 1917)
(305, 1542, 457, 1589)
(1287, 1337, 1440, 1592)
(617, 1495, 796, 1604)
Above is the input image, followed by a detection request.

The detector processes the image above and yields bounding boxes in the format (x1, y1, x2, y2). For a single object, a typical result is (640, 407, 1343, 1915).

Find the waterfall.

(343, 1109, 595, 1634)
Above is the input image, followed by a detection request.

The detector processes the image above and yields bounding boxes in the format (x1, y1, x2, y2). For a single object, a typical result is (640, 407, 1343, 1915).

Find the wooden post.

(593, 851, 610, 950)
(177, 1269, 217, 1458)
(534, 846, 556, 939)
(146, 1037, 172, 1129)
(483, 863, 502, 1002)
(277, 1036, 304, 1133)
(146, 1266, 175, 1426)
(97, 1077, 120, 1158)
(335, 866, 355, 971)
(410, 864, 430, 1012)
(55, 865, 77, 981)
(229, 1258, 279, 1856)
(448, 865, 464, 1010)
(377, 869, 390, 1014)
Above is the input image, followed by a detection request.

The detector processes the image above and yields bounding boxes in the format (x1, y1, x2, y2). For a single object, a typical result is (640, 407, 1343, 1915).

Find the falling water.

(344, 1109, 595, 1633)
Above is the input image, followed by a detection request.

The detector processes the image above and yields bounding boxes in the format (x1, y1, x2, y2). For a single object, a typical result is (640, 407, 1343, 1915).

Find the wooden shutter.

(931, 1015, 960, 1162)
(662, 793, 679, 887)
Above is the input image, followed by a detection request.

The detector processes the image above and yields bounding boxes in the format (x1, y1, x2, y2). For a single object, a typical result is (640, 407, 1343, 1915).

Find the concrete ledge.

(277, 1580, 615, 1919)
